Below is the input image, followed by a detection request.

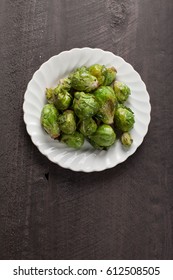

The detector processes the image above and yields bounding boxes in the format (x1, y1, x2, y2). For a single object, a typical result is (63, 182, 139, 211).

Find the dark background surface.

(0, 0, 173, 260)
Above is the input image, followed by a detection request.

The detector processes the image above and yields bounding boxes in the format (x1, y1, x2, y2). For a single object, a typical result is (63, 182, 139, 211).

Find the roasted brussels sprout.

(104, 66, 117, 86)
(73, 91, 99, 119)
(113, 81, 131, 103)
(41, 104, 60, 138)
(46, 88, 54, 103)
(88, 64, 107, 85)
(94, 86, 117, 124)
(115, 105, 135, 132)
(71, 66, 99, 92)
(79, 118, 97, 137)
(58, 110, 76, 134)
(53, 85, 72, 110)
(46, 82, 72, 110)
(58, 77, 71, 91)
(61, 131, 84, 148)
(121, 132, 133, 147)
(89, 124, 116, 149)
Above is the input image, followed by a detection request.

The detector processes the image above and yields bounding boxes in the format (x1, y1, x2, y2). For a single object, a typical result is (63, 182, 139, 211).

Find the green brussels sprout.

(46, 88, 54, 103)
(73, 92, 99, 119)
(53, 85, 72, 110)
(104, 66, 117, 86)
(88, 64, 107, 85)
(41, 104, 60, 138)
(71, 66, 99, 92)
(61, 131, 84, 148)
(89, 124, 116, 149)
(45, 85, 72, 110)
(59, 77, 71, 91)
(94, 86, 117, 124)
(58, 110, 76, 134)
(115, 106, 135, 132)
(121, 132, 133, 147)
(79, 118, 97, 137)
(113, 81, 131, 103)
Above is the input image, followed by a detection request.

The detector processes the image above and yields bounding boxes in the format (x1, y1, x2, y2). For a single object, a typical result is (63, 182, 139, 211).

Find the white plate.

(23, 48, 151, 172)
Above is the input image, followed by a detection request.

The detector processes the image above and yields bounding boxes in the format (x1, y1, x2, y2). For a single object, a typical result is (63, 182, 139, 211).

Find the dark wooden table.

(0, 0, 173, 260)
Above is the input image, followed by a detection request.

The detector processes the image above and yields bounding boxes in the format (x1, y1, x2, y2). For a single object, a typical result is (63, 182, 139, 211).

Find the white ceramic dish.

(23, 48, 151, 172)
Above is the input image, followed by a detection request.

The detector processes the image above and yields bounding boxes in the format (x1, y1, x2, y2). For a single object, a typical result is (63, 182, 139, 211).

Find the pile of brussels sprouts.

(41, 64, 135, 149)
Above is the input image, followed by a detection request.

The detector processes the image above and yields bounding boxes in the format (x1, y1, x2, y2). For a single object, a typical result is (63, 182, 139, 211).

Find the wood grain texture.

(0, 0, 173, 260)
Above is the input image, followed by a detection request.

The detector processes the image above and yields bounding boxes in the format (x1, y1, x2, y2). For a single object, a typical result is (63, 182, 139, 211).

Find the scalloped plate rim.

(23, 48, 151, 172)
